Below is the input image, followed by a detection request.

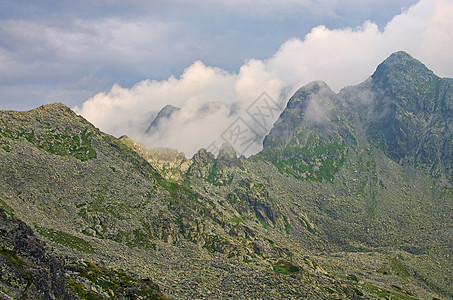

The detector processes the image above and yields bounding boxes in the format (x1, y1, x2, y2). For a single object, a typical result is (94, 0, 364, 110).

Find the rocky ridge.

(0, 51, 451, 299)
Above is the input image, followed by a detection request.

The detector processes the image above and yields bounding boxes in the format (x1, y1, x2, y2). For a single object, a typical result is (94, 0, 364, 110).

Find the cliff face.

(145, 104, 181, 134)
(260, 81, 353, 182)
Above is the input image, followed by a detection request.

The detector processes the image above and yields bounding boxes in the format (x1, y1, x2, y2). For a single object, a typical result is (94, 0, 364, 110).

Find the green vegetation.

(229, 216, 244, 224)
(272, 260, 300, 274)
(0, 249, 32, 282)
(112, 227, 156, 250)
(256, 213, 268, 229)
(360, 282, 417, 300)
(387, 255, 410, 280)
(81, 190, 132, 220)
(0, 199, 14, 218)
(262, 137, 347, 182)
(0, 120, 96, 161)
(66, 260, 165, 299)
(202, 235, 223, 253)
(0, 53, 452, 300)
(282, 213, 291, 234)
(205, 161, 229, 186)
(0, 140, 11, 152)
(0, 248, 34, 294)
(34, 225, 95, 254)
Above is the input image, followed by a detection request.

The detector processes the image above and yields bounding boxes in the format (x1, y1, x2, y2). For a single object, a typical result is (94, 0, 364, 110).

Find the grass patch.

(387, 255, 410, 280)
(260, 137, 347, 182)
(280, 212, 291, 234)
(256, 213, 268, 229)
(0, 249, 33, 284)
(229, 216, 244, 224)
(377, 265, 392, 275)
(0, 199, 15, 218)
(34, 225, 94, 254)
(0, 249, 29, 270)
(272, 260, 300, 275)
(361, 282, 417, 300)
(66, 260, 166, 299)
(0, 121, 97, 161)
(205, 162, 228, 186)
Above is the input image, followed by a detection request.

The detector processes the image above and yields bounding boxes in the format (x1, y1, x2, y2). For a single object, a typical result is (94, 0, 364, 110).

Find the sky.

(1, 0, 453, 157)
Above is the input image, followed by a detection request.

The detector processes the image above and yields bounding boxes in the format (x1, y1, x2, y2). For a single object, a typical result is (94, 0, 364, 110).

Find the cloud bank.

(0, 0, 418, 110)
(75, 0, 453, 157)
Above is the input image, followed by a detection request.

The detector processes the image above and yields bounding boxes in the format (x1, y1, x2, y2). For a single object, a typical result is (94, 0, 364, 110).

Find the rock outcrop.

(0, 208, 75, 299)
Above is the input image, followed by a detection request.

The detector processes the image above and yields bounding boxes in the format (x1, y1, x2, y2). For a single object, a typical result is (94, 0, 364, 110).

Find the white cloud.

(75, 59, 284, 156)
(75, 0, 453, 157)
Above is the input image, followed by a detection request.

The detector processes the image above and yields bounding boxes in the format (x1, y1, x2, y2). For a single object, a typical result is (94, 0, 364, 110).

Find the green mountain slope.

(0, 51, 451, 299)
(260, 81, 356, 182)
(255, 51, 453, 297)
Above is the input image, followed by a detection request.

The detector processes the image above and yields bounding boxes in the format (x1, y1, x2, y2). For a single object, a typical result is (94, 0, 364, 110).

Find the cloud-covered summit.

(74, 0, 453, 157)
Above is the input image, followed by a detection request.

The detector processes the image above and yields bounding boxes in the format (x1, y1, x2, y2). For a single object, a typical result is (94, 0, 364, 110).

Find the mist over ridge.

(73, 0, 453, 157)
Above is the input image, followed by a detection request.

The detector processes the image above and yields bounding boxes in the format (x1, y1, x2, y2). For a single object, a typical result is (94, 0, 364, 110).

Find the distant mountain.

(0, 52, 451, 299)
(260, 80, 355, 182)
(145, 104, 180, 134)
(261, 51, 453, 184)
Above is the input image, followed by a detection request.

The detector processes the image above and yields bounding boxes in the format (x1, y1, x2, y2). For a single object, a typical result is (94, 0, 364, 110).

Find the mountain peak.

(34, 102, 74, 115)
(159, 104, 180, 115)
(303, 80, 329, 89)
(379, 51, 419, 66)
(262, 80, 335, 149)
(218, 142, 236, 159)
(38, 102, 70, 110)
(216, 142, 241, 169)
(371, 51, 436, 87)
(386, 50, 412, 60)
(145, 104, 180, 134)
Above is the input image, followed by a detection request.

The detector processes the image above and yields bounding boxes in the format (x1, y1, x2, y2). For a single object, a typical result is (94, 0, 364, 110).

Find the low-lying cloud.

(75, 0, 453, 157)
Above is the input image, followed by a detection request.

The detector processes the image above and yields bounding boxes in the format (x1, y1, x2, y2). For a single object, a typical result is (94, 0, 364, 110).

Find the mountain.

(0, 52, 452, 299)
(364, 51, 453, 183)
(260, 80, 354, 182)
(145, 104, 180, 134)
(120, 136, 191, 181)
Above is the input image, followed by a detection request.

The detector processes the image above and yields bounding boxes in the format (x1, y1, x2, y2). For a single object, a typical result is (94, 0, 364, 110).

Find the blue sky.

(1, 0, 419, 110)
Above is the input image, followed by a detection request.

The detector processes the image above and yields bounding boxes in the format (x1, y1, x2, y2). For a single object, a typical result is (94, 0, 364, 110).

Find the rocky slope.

(0, 208, 75, 299)
(0, 208, 165, 299)
(0, 51, 451, 299)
